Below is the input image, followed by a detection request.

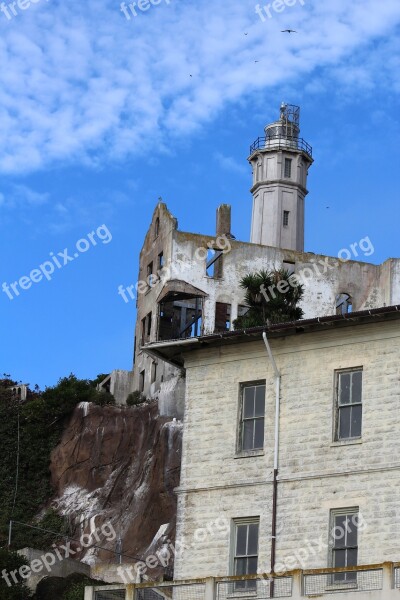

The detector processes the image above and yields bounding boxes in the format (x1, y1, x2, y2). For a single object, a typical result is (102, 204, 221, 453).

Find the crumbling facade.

(103, 104, 400, 410)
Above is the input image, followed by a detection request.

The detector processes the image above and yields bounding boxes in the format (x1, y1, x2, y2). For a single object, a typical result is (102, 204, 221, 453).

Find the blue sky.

(1, 0, 400, 389)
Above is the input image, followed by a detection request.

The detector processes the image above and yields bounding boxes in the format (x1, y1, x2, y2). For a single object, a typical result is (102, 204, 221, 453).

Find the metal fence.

(95, 591, 126, 600)
(303, 568, 383, 595)
(135, 583, 206, 600)
(217, 577, 293, 599)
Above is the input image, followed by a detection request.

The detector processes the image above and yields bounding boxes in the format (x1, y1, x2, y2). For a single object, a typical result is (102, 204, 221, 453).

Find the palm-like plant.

(233, 268, 304, 329)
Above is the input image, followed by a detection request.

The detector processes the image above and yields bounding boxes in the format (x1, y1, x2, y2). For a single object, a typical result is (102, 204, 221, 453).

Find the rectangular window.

(139, 370, 145, 393)
(147, 312, 152, 337)
(215, 302, 231, 332)
(232, 519, 259, 589)
(239, 383, 265, 452)
(283, 210, 290, 227)
(151, 361, 157, 384)
(335, 369, 363, 440)
(158, 252, 164, 270)
(330, 509, 359, 583)
(284, 158, 292, 178)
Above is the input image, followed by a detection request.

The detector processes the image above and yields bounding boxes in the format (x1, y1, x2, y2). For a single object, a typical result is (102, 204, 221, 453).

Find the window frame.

(329, 508, 359, 585)
(283, 210, 290, 227)
(284, 158, 292, 178)
(230, 517, 260, 590)
(237, 381, 266, 454)
(334, 368, 363, 442)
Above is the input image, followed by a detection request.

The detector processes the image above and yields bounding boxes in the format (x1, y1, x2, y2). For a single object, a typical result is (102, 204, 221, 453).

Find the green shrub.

(126, 391, 146, 406)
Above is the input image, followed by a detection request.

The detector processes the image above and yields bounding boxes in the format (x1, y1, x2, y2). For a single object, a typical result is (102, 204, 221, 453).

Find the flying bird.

(244, 32, 248, 35)
(281, 29, 297, 33)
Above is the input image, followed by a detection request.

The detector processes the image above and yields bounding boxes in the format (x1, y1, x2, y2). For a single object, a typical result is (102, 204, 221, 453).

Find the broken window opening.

(158, 252, 164, 270)
(139, 370, 145, 393)
(336, 293, 352, 315)
(155, 218, 160, 239)
(215, 302, 231, 332)
(206, 248, 223, 278)
(283, 261, 295, 274)
(238, 305, 250, 318)
(151, 361, 157, 384)
(141, 312, 152, 345)
(158, 294, 203, 341)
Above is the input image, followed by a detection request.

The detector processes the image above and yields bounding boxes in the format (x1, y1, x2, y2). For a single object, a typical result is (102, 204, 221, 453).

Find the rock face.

(49, 400, 182, 572)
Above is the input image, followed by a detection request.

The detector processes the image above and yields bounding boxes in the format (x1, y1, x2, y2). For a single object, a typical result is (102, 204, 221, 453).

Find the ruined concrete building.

(101, 102, 400, 409)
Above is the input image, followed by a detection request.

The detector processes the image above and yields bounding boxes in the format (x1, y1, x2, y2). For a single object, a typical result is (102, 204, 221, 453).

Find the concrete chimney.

(216, 204, 231, 237)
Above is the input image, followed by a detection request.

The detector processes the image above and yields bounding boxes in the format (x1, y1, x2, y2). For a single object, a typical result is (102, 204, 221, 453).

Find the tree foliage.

(0, 375, 114, 551)
(0, 548, 33, 599)
(233, 268, 304, 329)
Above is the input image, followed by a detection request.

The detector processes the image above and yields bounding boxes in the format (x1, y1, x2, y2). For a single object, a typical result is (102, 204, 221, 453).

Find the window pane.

(351, 371, 362, 404)
(247, 556, 258, 575)
(235, 557, 247, 576)
(347, 548, 358, 567)
(244, 387, 255, 418)
(334, 515, 347, 545)
(339, 406, 351, 439)
(333, 549, 346, 569)
(350, 405, 362, 438)
(243, 421, 254, 450)
(247, 523, 259, 555)
(254, 418, 264, 449)
(346, 517, 358, 547)
(236, 526, 247, 556)
(339, 373, 351, 405)
(255, 386, 265, 416)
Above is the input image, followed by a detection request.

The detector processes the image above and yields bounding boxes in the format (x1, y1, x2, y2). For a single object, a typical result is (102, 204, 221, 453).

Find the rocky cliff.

(49, 400, 182, 573)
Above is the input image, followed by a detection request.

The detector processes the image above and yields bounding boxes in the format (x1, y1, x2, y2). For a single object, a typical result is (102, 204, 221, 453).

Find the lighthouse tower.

(248, 103, 313, 251)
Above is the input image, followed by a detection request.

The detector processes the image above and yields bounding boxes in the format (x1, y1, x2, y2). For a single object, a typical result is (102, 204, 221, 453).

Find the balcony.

(86, 563, 400, 600)
(249, 135, 313, 159)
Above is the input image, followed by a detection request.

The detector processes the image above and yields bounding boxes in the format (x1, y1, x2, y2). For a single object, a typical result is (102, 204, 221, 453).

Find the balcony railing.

(86, 564, 399, 600)
(249, 135, 313, 159)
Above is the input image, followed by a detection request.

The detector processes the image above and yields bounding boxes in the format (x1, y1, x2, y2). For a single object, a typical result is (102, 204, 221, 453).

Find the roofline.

(142, 305, 400, 366)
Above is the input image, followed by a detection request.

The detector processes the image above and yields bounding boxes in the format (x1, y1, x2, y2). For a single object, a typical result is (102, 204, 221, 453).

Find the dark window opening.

(158, 295, 203, 341)
(155, 218, 160, 239)
(215, 302, 231, 332)
(284, 158, 292, 178)
(336, 293, 353, 315)
(336, 369, 362, 440)
(147, 262, 156, 287)
(158, 252, 164, 270)
(239, 383, 266, 452)
(141, 312, 152, 345)
(283, 261, 295, 274)
(330, 509, 359, 583)
(206, 248, 223, 278)
(151, 361, 157, 384)
(283, 210, 290, 227)
(139, 370, 145, 393)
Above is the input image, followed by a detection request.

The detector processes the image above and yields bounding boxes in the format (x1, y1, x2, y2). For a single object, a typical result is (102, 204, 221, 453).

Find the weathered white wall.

(174, 320, 400, 580)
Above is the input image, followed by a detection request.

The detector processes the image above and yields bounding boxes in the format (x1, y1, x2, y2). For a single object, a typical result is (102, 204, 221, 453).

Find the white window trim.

(333, 368, 363, 442)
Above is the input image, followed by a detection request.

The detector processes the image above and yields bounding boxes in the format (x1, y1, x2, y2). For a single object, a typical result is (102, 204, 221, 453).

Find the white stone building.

(88, 104, 400, 599)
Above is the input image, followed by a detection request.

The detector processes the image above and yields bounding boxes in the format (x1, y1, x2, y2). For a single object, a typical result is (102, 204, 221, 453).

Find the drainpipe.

(262, 332, 281, 597)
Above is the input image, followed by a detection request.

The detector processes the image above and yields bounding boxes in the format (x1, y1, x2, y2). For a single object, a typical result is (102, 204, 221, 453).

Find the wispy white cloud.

(0, 0, 399, 174)
(214, 152, 247, 175)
